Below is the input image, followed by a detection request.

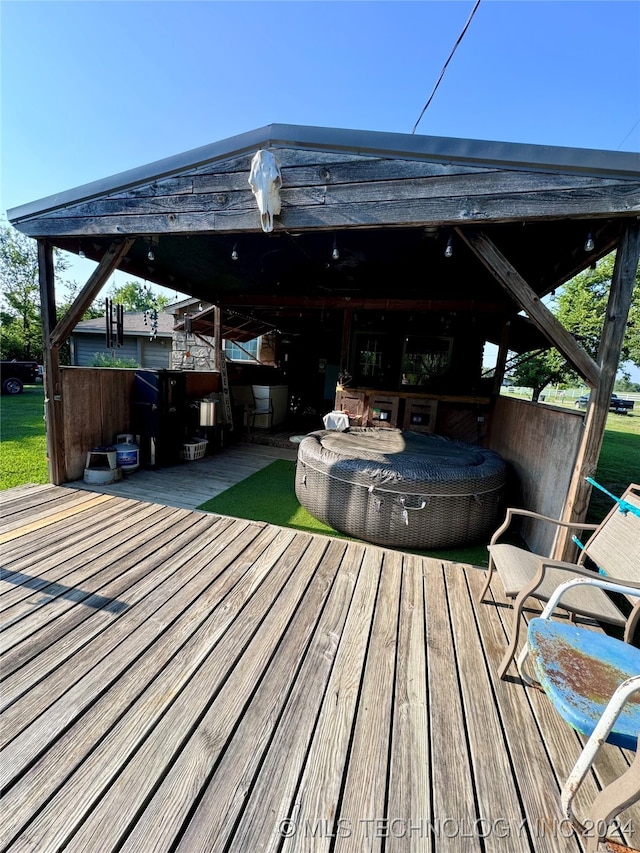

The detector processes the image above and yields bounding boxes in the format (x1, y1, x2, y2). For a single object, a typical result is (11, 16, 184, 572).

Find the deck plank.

(334, 548, 404, 853)
(425, 561, 483, 852)
(229, 542, 364, 853)
(386, 552, 432, 853)
(2, 481, 631, 853)
(281, 546, 383, 853)
(448, 564, 532, 852)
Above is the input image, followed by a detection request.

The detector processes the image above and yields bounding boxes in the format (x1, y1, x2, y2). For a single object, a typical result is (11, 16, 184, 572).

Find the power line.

(411, 0, 482, 135)
(617, 117, 640, 150)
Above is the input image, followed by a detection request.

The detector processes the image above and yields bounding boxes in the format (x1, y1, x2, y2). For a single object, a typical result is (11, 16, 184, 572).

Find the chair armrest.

(538, 575, 640, 621)
(489, 507, 598, 547)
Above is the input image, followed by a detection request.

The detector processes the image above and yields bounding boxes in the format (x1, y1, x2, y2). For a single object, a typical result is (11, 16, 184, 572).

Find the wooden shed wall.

(61, 367, 136, 481)
(488, 396, 584, 554)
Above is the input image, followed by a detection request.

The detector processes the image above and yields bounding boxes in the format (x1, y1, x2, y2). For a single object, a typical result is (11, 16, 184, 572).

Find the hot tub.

(295, 428, 507, 549)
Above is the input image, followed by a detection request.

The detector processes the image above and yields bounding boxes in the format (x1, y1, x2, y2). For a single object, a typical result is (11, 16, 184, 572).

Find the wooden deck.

(1, 482, 639, 852)
(70, 440, 299, 509)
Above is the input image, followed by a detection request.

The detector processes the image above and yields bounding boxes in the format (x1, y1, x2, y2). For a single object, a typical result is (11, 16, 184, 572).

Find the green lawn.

(0, 386, 49, 490)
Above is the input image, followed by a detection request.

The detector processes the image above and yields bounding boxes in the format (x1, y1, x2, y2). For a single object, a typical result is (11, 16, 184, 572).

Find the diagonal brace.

(457, 228, 601, 387)
(49, 238, 136, 349)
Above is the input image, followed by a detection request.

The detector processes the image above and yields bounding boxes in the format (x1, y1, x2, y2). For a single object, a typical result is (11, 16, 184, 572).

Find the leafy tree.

(108, 280, 169, 313)
(507, 348, 569, 402)
(555, 254, 640, 372)
(0, 224, 60, 360)
(508, 253, 639, 399)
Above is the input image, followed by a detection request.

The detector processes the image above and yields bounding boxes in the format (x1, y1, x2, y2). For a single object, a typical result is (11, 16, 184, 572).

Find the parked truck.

(575, 393, 635, 414)
(0, 360, 39, 394)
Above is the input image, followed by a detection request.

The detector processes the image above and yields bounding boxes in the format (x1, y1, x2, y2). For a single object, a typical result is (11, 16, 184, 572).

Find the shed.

(7, 123, 640, 558)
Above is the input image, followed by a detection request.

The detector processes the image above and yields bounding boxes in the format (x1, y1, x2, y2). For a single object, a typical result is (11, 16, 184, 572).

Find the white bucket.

(115, 434, 140, 473)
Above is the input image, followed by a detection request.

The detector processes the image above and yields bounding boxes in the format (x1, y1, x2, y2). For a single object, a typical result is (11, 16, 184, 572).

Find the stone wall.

(171, 331, 216, 371)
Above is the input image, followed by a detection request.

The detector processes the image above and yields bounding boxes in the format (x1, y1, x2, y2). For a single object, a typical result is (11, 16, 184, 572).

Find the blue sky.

(2, 0, 638, 213)
(1, 1, 639, 376)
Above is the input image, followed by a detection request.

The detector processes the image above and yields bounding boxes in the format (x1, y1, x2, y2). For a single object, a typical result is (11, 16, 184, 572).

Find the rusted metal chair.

(524, 576, 640, 852)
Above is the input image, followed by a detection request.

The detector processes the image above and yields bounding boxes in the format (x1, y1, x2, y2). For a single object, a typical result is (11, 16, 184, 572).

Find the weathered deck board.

(70, 441, 299, 509)
(2, 483, 637, 852)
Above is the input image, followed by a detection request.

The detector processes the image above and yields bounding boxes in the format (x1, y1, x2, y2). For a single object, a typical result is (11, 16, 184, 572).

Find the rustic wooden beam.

(213, 294, 505, 313)
(213, 305, 222, 373)
(38, 240, 66, 485)
(457, 228, 601, 387)
(492, 319, 511, 397)
(555, 220, 640, 560)
(49, 238, 135, 349)
(340, 308, 353, 376)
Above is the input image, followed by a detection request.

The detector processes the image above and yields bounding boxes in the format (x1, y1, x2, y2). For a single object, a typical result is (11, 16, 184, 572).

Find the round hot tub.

(295, 428, 507, 549)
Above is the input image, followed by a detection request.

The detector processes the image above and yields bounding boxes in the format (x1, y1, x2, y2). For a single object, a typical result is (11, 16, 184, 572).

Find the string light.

(584, 232, 595, 252)
(231, 243, 238, 261)
(332, 236, 340, 261)
(147, 240, 155, 261)
(78, 242, 86, 259)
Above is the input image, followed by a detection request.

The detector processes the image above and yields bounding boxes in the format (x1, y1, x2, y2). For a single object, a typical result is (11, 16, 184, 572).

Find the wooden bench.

(479, 482, 640, 679)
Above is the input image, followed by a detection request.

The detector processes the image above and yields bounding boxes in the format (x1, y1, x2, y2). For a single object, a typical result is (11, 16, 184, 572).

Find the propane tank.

(114, 433, 140, 473)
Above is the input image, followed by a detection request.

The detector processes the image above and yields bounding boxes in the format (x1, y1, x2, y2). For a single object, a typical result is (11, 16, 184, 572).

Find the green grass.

(586, 411, 640, 521)
(198, 460, 344, 536)
(0, 386, 49, 490)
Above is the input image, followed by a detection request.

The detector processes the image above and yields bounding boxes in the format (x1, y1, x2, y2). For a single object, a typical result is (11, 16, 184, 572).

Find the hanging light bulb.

(78, 242, 86, 259)
(332, 236, 340, 261)
(147, 241, 155, 261)
(444, 236, 453, 258)
(584, 232, 595, 252)
(231, 243, 238, 261)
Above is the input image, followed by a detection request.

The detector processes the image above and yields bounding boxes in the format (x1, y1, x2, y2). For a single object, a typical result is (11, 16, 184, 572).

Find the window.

(401, 335, 453, 387)
(223, 338, 259, 362)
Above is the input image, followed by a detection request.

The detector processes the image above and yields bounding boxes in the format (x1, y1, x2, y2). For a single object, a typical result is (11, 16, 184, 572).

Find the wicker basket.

(182, 438, 208, 461)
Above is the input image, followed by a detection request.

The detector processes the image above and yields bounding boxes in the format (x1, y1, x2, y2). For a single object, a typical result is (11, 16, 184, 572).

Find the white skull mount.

(248, 149, 282, 233)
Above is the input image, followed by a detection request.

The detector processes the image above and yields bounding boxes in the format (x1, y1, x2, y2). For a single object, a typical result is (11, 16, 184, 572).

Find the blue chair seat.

(528, 618, 640, 752)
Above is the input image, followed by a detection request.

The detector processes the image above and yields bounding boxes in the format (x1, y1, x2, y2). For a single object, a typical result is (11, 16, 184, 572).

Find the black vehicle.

(0, 360, 39, 395)
(574, 393, 635, 414)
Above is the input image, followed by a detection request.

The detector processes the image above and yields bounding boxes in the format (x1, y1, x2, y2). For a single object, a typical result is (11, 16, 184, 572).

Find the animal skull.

(248, 149, 282, 233)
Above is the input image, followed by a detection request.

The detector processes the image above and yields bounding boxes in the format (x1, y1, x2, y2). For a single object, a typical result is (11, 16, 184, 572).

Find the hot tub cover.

(295, 428, 507, 548)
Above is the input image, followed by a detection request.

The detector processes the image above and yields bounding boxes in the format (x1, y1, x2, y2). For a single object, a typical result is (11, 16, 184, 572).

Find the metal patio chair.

(523, 576, 640, 852)
(479, 482, 640, 680)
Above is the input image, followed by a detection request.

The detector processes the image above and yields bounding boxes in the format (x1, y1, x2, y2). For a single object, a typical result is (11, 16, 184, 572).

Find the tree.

(108, 280, 170, 313)
(555, 254, 640, 372)
(507, 348, 569, 402)
(507, 252, 639, 399)
(0, 224, 52, 360)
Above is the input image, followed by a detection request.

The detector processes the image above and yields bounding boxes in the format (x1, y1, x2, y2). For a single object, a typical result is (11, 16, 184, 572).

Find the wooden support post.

(213, 305, 222, 373)
(38, 240, 65, 485)
(492, 319, 511, 397)
(49, 238, 135, 349)
(555, 221, 640, 560)
(457, 228, 601, 388)
(340, 308, 353, 377)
